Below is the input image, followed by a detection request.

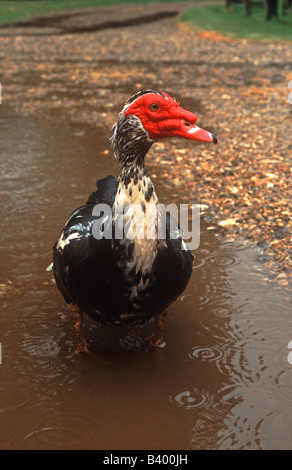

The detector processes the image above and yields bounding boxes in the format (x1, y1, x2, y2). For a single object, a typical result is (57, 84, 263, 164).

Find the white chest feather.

(113, 180, 159, 278)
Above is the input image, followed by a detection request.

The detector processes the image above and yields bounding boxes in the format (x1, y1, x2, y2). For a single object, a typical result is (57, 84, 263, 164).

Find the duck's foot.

(145, 309, 168, 350)
(68, 303, 90, 354)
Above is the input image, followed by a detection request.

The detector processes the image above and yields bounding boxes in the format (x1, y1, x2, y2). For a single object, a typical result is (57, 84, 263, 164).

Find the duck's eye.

(149, 103, 160, 111)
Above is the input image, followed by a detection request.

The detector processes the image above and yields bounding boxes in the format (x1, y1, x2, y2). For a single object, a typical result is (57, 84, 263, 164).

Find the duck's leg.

(145, 309, 168, 349)
(68, 303, 89, 354)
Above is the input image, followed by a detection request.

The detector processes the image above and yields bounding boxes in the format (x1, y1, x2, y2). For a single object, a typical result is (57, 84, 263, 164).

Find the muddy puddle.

(1, 112, 292, 450)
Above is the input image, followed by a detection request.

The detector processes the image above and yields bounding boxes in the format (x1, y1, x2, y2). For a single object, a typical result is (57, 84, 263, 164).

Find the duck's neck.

(112, 114, 158, 208)
(114, 162, 158, 221)
(112, 160, 159, 255)
(111, 116, 161, 271)
(112, 114, 153, 167)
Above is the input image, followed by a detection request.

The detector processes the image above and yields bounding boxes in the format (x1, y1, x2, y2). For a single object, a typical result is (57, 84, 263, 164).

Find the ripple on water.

(0, 380, 31, 413)
(23, 335, 61, 358)
(23, 412, 98, 449)
(170, 388, 210, 410)
(214, 306, 234, 318)
(192, 257, 206, 270)
(21, 330, 64, 379)
(204, 253, 241, 267)
(189, 345, 228, 363)
(218, 237, 253, 252)
(180, 292, 210, 305)
(188, 345, 229, 375)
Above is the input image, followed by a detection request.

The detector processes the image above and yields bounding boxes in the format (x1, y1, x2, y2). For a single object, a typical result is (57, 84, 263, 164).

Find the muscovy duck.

(52, 90, 217, 352)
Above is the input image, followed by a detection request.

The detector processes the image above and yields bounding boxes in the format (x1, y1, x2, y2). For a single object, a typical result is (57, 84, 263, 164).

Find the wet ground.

(0, 3, 292, 450)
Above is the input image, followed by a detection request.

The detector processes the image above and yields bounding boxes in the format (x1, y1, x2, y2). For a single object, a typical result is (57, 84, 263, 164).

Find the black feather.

(86, 175, 118, 205)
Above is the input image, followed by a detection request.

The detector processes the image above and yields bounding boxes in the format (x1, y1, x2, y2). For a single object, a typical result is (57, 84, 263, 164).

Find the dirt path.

(0, 2, 208, 35)
(0, 3, 291, 278)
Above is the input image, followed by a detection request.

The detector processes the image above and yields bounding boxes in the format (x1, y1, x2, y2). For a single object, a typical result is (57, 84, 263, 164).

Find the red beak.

(170, 120, 217, 144)
(156, 106, 217, 144)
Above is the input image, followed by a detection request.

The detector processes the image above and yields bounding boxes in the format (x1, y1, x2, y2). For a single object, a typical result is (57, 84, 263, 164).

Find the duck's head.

(111, 90, 217, 166)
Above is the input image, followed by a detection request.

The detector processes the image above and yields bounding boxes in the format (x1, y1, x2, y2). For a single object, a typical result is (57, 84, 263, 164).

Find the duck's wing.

(153, 207, 194, 305)
(157, 206, 194, 258)
(52, 176, 118, 306)
(87, 175, 118, 205)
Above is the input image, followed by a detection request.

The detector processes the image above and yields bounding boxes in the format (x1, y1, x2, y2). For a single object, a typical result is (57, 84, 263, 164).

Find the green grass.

(0, 0, 220, 25)
(180, 3, 292, 41)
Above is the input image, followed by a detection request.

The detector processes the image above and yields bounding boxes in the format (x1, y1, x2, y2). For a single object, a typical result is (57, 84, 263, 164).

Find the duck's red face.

(125, 92, 217, 144)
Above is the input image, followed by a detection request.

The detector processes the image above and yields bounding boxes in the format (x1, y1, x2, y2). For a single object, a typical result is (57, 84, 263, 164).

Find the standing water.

(1, 112, 292, 450)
